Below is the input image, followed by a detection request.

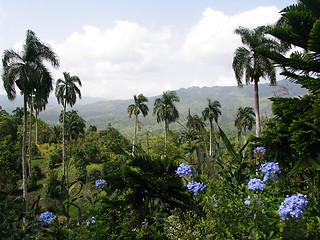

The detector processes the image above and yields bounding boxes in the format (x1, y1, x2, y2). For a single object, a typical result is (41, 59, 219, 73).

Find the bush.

(48, 148, 62, 169)
(27, 165, 43, 191)
(87, 168, 103, 183)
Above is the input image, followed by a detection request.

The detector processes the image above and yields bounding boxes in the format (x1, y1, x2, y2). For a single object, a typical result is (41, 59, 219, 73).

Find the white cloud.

(49, 20, 175, 99)
(178, 6, 281, 86)
(1, 6, 282, 100)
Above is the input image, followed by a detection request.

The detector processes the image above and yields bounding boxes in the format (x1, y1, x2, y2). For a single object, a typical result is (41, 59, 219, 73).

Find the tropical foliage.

(153, 91, 180, 150)
(202, 98, 221, 156)
(2, 29, 59, 215)
(1, 2, 320, 238)
(127, 94, 149, 155)
(232, 25, 286, 137)
(234, 106, 255, 137)
(55, 72, 82, 176)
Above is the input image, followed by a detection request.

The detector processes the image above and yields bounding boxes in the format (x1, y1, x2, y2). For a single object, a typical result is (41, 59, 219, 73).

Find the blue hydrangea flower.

(244, 195, 263, 205)
(176, 163, 193, 177)
(39, 211, 57, 224)
(248, 178, 265, 192)
(86, 216, 96, 226)
(254, 147, 266, 154)
(212, 198, 220, 207)
(279, 194, 308, 221)
(260, 162, 281, 181)
(257, 200, 264, 206)
(95, 179, 107, 189)
(187, 181, 206, 195)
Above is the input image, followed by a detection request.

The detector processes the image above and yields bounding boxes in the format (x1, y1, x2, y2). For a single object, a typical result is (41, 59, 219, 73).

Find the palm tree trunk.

(254, 78, 261, 137)
(209, 120, 213, 156)
(62, 102, 66, 176)
(22, 95, 28, 224)
(164, 120, 168, 154)
(35, 110, 38, 145)
(132, 116, 138, 155)
(28, 101, 33, 176)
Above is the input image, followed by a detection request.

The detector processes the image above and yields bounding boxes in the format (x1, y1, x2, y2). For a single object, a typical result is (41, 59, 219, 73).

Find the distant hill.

(0, 80, 305, 136)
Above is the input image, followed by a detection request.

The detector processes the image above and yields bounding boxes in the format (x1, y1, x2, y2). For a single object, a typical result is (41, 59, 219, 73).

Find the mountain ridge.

(0, 80, 305, 136)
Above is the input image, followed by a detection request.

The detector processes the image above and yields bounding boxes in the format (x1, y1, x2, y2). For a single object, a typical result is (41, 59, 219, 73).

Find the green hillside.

(2, 80, 305, 136)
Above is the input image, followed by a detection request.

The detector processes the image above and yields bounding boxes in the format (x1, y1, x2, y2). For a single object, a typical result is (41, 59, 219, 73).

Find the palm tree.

(27, 95, 47, 174)
(11, 107, 24, 125)
(153, 91, 180, 148)
(127, 94, 149, 155)
(234, 106, 255, 138)
(257, 1, 318, 95)
(2, 29, 59, 217)
(186, 112, 206, 135)
(202, 99, 221, 156)
(60, 110, 86, 141)
(33, 97, 47, 144)
(232, 25, 284, 137)
(55, 72, 82, 176)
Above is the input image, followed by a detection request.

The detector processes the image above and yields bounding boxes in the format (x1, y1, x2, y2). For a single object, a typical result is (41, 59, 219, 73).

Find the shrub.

(48, 149, 62, 169)
(28, 165, 43, 191)
(87, 168, 103, 182)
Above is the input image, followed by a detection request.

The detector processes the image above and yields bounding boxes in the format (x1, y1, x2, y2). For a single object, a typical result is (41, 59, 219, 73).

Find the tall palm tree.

(60, 110, 86, 142)
(232, 25, 284, 137)
(2, 29, 59, 216)
(202, 99, 221, 156)
(257, 0, 319, 94)
(33, 97, 47, 144)
(55, 72, 82, 176)
(234, 106, 255, 138)
(153, 91, 180, 148)
(11, 107, 24, 125)
(127, 94, 149, 155)
(187, 114, 206, 134)
(27, 95, 47, 174)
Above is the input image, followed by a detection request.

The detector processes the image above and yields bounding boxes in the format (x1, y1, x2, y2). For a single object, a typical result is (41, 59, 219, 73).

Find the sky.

(0, 0, 296, 100)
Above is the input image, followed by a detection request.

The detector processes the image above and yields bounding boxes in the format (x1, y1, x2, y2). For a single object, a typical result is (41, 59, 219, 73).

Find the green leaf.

(290, 156, 320, 175)
(218, 126, 241, 162)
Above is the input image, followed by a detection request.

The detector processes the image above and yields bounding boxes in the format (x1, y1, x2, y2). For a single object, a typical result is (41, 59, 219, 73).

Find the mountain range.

(0, 80, 305, 136)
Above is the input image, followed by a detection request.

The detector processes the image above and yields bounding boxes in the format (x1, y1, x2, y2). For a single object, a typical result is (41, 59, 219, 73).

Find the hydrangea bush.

(39, 211, 57, 225)
(175, 163, 206, 196)
(95, 179, 107, 189)
(187, 181, 206, 196)
(175, 163, 193, 177)
(248, 178, 265, 192)
(254, 146, 266, 155)
(279, 194, 308, 221)
(85, 216, 96, 226)
(260, 162, 281, 181)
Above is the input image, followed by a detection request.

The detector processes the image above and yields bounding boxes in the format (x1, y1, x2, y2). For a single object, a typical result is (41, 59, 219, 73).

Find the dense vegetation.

(1, 0, 320, 239)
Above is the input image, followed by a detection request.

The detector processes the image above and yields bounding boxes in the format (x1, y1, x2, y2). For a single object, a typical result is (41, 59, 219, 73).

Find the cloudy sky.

(0, 0, 296, 100)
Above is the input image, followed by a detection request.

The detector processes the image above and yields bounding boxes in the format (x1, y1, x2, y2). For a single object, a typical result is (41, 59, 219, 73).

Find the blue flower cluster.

(244, 195, 263, 206)
(279, 194, 308, 221)
(248, 178, 265, 192)
(95, 179, 107, 189)
(132, 221, 147, 232)
(187, 181, 206, 196)
(254, 146, 266, 155)
(39, 211, 57, 224)
(260, 162, 281, 181)
(176, 163, 206, 195)
(85, 216, 96, 226)
(175, 163, 193, 177)
(212, 198, 220, 207)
